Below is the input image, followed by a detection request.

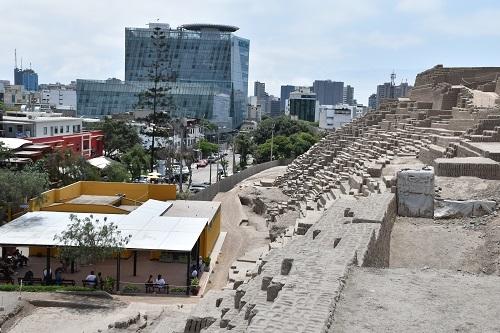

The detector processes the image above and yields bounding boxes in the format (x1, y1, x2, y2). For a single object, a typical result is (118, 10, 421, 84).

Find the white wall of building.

(2, 113, 82, 138)
(41, 89, 77, 108)
(318, 104, 357, 130)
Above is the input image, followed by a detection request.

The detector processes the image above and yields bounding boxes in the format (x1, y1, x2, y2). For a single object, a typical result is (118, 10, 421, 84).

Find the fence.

(190, 159, 291, 201)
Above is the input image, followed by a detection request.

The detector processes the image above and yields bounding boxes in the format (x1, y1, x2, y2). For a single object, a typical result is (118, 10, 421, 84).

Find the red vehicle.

(196, 159, 208, 168)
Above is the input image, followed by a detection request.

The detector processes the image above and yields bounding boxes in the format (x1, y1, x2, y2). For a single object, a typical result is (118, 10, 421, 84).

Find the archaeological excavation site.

(180, 65, 500, 333)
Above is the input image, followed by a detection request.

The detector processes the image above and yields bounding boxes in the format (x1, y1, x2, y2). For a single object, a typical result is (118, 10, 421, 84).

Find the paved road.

(190, 151, 239, 185)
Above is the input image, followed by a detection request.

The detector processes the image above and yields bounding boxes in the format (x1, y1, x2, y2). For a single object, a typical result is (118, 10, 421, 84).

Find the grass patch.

(0, 284, 95, 292)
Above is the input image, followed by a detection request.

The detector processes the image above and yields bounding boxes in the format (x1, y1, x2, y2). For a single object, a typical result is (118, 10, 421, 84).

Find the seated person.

(85, 270, 97, 288)
(13, 249, 28, 267)
(145, 275, 154, 292)
(155, 274, 167, 292)
(23, 270, 34, 285)
(97, 272, 103, 290)
(42, 267, 52, 283)
(54, 268, 63, 285)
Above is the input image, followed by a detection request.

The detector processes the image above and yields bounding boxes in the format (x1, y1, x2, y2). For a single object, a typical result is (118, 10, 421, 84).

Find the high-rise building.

(14, 68, 38, 91)
(287, 87, 318, 122)
(343, 85, 354, 106)
(280, 85, 295, 111)
(254, 81, 266, 98)
(78, 23, 249, 129)
(368, 93, 377, 110)
(269, 99, 281, 118)
(376, 81, 412, 107)
(313, 80, 344, 105)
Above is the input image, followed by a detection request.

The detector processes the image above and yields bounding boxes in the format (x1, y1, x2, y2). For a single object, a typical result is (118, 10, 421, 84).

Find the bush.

(122, 284, 140, 293)
(0, 284, 95, 292)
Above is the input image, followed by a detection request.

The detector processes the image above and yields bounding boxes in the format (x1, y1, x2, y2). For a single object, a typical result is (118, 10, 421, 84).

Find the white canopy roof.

(87, 156, 114, 170)
(0, 199, 208, 252)
(0, 138, 32, 150)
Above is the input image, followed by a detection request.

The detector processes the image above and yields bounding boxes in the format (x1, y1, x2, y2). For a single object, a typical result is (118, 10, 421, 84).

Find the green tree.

(0, 142, 13, 161)
(253, 116, 316, 145)
(121, 144, 150, 180)
(0, 168, 49, 221)
(253, 132, 318, 164)
(254, 135, 291, 163)
(42, 149, 100, 185)
(235, 133, 253, 169)
(136, 26, 177, 171)
(102, 162, 130, 182)
(98, 119, 142, 158)
(196, 139, 218, 158)
(54, 214, 131, 265)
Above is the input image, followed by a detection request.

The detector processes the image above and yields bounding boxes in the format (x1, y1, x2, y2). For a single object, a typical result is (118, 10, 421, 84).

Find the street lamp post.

(270, 123, 275, 161)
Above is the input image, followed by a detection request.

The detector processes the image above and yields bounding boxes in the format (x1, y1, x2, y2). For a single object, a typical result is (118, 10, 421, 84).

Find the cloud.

(361, 31, 424, 49)
(396, 0, 444, 13)
(0, 0, 499, 105)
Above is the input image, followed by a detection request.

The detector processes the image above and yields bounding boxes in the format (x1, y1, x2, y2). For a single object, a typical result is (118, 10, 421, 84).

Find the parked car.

(191, 182, 209, 189)
(189, 186, 204, 194)
(196, 159, 208, 168)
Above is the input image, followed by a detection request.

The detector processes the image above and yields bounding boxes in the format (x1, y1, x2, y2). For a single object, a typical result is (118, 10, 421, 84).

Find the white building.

(40, 89, 77, 109)
(0, 111, 82, 138)
(318, 104, 360, 130)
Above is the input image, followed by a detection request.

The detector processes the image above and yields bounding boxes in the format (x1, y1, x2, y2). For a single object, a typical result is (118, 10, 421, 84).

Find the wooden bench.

(145, 283, 169, 294)
(82, 280, 98, 288)
(0, 277, 14, 284)
(58, 279, 76, 286)
(18, 277, 42, 285)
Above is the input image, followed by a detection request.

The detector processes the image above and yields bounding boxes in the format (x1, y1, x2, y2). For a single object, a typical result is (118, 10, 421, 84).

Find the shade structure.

(0, 200, 208, 252)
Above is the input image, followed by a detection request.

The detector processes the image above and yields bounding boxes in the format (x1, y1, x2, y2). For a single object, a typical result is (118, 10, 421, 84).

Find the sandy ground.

(206, 166, 287, 292)
(391, 174, 500, 276)
(390, 216, 484, 272)
(382, 156, 424, 177)
(3, 292, 199, 333)
(333, 267, 500, 333)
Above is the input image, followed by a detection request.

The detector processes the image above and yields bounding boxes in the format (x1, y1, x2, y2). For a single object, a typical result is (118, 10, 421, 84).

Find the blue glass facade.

(14, 68, 38, 91)
(77, 23, 249, 129)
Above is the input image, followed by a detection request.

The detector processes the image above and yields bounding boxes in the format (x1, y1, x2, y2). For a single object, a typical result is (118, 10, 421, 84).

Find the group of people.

(11, 249, 29, 268)
(84, 271, 104, 288)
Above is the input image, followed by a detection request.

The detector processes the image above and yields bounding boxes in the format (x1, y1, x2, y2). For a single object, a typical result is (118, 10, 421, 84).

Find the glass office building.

(77, 23, 249, 129)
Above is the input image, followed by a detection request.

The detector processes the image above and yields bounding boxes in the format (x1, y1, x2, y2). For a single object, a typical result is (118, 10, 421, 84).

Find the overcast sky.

(1, 0, 499, 104)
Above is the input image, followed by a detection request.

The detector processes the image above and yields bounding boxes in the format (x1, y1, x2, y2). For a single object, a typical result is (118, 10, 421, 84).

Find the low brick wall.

(190, 159, 292, 201)
(419, 145, 446, 166)
(435, 157, 500, 179)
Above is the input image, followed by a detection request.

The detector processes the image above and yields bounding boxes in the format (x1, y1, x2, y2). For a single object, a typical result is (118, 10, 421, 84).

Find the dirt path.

(206, 166, 287, 291)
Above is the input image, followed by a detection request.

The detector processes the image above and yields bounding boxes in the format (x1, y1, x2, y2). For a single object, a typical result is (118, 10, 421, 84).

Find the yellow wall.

(56, 182, 82, 202)
(80, 182, 176, 201)
(148, 184, 177, 201)
(30, 181, 176, 212)
(41, 203, 129, 214)
(200, 206, 221, 258)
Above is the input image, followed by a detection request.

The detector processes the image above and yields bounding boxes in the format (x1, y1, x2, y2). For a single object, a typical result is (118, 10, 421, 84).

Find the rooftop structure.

(77, 22, 249, 129)
(180, 23, 239, 32)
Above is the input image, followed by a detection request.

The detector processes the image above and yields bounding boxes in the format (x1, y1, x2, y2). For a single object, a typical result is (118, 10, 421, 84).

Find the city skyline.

(1, 0, 500, 104)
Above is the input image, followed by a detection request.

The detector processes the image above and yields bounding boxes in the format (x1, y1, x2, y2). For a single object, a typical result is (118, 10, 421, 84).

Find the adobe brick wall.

(435, 157, 500, 179)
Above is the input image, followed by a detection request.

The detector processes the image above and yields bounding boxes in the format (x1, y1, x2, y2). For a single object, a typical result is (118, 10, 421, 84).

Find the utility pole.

(232, 134, 236, 175)
(216, 128, 220, 182)
(270, 123, 275, 161)
(179, 118, 186, 192)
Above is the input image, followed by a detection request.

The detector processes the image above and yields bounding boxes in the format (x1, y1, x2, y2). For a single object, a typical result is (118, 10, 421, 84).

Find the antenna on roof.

(21, 57, 23, 70)
(14, 49, 17, 69)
